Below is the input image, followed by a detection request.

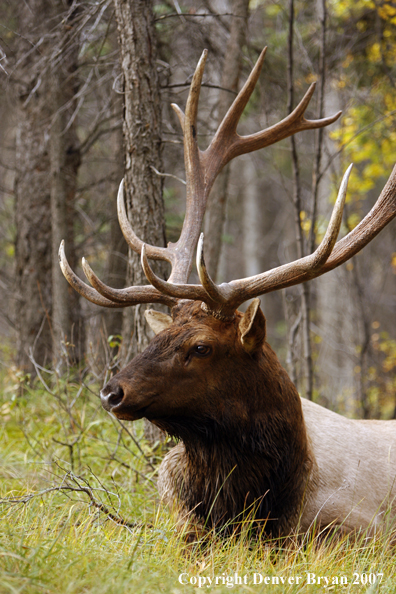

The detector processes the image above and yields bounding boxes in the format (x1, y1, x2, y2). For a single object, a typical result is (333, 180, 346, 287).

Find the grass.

(0, 363, 395, 593)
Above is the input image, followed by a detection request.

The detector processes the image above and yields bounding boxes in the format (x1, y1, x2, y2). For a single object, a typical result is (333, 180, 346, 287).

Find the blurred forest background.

(0, 0, 395, 420)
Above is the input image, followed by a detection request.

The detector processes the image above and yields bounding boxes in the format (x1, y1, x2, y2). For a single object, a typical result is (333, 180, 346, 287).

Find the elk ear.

(144, 309, 173, 335)
(239, 298, 266, 354)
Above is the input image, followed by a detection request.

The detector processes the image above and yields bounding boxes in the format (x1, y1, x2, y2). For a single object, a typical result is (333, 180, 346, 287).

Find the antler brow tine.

(59, 241, 127, 308)
(117, 179, 173, 263)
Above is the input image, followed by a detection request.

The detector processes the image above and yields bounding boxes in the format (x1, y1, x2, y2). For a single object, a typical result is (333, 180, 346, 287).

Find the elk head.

(98, 299, 285, 436)
(59, 48, 396, 431)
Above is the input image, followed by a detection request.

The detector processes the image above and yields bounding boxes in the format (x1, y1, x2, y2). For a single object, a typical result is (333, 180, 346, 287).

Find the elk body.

(60, 49, 396, 538)
(101, 300, 396, 537)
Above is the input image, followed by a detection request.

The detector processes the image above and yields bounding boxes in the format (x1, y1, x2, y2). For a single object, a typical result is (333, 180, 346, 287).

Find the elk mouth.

(111, 403, 152, 421)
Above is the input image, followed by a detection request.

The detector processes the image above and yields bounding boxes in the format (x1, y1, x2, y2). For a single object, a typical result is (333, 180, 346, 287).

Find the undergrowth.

(0, 363, 395, 593)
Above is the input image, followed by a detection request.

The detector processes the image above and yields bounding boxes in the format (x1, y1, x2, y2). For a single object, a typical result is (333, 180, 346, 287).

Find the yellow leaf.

(306, 73, 318, 84)
(391, 252, 396, 273)
(368, 42, 382, 63)
(347, 213, 361, 230)
(364, 162, 385, 179)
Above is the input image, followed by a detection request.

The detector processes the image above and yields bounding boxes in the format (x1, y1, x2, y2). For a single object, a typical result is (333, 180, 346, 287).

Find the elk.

(60, 48, 396, 538)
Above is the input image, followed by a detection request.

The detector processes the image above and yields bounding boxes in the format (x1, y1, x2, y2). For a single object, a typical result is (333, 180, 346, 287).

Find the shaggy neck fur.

(156, 373, 313, 536)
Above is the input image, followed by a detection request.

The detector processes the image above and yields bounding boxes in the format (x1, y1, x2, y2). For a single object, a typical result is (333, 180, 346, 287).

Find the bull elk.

(60, 49, 396, 538)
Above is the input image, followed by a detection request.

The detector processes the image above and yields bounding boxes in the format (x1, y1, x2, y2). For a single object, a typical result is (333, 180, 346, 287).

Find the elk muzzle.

(100, 372, 158, 421)
(100, 384, 124, 412)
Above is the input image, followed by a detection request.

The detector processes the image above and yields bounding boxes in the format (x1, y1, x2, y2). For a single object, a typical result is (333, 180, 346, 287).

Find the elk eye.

(193, 345, 211, 357)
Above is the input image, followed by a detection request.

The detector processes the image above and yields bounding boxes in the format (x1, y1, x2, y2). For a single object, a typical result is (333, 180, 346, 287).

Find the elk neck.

(156, 338, 314, 536)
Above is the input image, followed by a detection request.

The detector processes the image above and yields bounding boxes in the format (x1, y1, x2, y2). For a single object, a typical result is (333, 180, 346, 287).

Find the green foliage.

(330, 97, 396, 207)
(329, 0, 396, 216)
(367, 326, 396, 416)
(108, 334, 123, 349)
(164, 187, 185, 244)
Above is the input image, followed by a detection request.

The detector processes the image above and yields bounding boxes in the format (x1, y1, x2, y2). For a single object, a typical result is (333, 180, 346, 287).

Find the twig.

(115, 418, 156, 472)
(164, 82, 237, 95)
(0, 470, 153, 530)
(155, 12, 246, 22)
(151, 166, 186, 185)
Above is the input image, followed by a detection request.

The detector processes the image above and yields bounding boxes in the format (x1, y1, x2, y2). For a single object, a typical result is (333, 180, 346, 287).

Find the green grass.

(0, 365, 395, 593)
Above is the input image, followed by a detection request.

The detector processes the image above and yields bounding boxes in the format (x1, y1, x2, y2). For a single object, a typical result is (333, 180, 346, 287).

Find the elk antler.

(59, 49, 396, 318)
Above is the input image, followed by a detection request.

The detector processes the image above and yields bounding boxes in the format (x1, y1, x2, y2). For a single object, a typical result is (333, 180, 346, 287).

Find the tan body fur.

(158, 399, 396, 535)
(300, 399, 396, 533)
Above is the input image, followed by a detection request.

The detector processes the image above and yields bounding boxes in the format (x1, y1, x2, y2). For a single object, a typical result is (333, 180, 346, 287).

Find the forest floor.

(0, 364, 395, 594)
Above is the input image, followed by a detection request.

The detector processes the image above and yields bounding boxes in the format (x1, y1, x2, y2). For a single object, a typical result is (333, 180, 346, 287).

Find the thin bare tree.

(50, 3, 82, 367)
(204, 0, 250, 280)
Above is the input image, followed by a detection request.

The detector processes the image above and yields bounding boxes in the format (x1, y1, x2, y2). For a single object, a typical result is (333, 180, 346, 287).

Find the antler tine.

(196, 233, 230, 304)
(226, 166, 352, 302)
(117, 179, 173, 264)
(322, 163, 396, 272)
(306, 163, 352, 270)
(211, 47, 268, 141)
(171, 103, 185, 131)
(141, 245, 206, 301)
(230, 84, 341, 159)
(81, 256, 176, 307)
(59, 241, 131, 308)
(161, 49, 209, 286)
(82, 257, 123, 303)
(185, 49, 208, 134)
(60, 241, 176, 308)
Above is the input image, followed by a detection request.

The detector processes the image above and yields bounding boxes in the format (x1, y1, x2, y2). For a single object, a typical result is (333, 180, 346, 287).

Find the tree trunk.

(309, 0, 327, 255)
(104, 113, 128, 353)
(287, 0, 313, 400)
(113, 0, 167, 444)
(50, 8, 81, 367)
(204, 0, 250, 280)
(14, 0, 54, 373)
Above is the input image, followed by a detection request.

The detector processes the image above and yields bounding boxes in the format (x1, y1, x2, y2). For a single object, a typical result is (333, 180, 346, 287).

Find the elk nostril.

(108, 385, 124, 407)
(101, 385, 124, 410)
